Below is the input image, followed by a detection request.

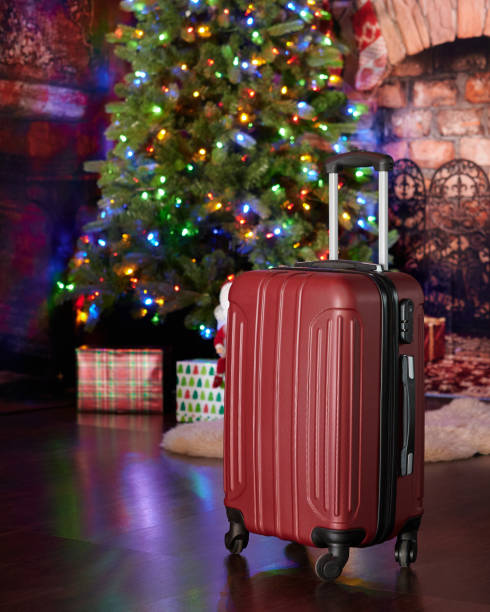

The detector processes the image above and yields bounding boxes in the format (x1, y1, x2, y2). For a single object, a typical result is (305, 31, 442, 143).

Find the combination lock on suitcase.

(223, 151, 424, 580)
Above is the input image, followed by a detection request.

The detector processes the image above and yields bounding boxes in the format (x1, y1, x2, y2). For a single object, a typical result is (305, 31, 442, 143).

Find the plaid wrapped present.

(424, 316, 446, 363)
(77, 348, 163, 413)
(176, 359, 224, 422)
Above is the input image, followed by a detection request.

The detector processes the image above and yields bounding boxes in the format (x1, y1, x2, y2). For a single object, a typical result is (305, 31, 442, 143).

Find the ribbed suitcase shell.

(224, 267, 424, 548)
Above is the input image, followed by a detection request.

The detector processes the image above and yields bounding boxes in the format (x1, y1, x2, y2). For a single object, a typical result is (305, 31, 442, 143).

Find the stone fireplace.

(335, 0, 490, 341)
(376, 39, 490, 179)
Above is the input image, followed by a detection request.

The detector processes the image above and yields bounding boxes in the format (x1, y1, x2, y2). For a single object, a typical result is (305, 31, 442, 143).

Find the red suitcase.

(223, 151, 424, 580)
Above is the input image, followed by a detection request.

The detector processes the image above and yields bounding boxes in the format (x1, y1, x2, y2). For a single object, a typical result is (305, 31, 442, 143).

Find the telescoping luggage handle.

(326, 151, 394, 271)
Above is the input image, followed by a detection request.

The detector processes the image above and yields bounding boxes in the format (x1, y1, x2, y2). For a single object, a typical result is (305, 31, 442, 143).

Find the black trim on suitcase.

(366, 272, 399, 545)
(311, 527, 365, 548)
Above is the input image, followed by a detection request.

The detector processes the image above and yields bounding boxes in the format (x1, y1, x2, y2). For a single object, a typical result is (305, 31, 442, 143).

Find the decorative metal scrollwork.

(389, 159, 426, 285)
(389, 158, 490, 335)
(425, 159, 490, 333)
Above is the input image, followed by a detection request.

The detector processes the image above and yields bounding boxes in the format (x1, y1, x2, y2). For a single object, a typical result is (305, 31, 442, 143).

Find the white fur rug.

(161, 398, 490, 463)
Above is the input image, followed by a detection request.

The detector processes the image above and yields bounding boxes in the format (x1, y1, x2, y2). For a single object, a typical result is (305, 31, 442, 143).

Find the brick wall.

(0, 0, 127, 376)
(375, 38, 490, 181)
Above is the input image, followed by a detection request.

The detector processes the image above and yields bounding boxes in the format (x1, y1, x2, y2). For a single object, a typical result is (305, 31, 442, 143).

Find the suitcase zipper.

(366, 271, 399, 545)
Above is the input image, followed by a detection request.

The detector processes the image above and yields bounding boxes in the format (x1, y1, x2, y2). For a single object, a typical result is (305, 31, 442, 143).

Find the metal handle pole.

(378, 170, 389, 270)
(328, 172, 338, 260)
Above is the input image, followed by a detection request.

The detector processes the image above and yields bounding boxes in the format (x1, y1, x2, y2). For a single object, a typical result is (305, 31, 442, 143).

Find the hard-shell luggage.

(223, 151, 424, 580)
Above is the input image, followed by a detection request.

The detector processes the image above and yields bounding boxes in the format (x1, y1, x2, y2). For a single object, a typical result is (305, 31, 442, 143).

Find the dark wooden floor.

(1, 405, 489, 611)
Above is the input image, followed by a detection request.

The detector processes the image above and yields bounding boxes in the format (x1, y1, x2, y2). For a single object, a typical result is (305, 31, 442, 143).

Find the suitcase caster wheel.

(225, 508, 249, 555)
(395, 538, 417, 567)
(315, 553, 345, 581)
(315, 545, 349, 581)
(225, 528, 249, 554)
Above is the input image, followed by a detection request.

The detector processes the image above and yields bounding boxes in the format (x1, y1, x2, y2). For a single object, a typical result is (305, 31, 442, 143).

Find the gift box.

(77, 348, 163, 413)
(424, 316, 446, 363)
(176, 359, 224, 422)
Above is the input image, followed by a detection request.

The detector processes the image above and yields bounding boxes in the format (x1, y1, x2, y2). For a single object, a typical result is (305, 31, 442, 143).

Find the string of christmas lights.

(59, 0, 383, 337)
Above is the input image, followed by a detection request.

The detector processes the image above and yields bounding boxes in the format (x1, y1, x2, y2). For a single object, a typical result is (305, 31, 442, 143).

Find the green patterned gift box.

(176, 359, 224, 422)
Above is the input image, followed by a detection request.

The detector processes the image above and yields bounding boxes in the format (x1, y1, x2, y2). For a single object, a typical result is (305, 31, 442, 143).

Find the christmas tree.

(61, 0, 379, 337)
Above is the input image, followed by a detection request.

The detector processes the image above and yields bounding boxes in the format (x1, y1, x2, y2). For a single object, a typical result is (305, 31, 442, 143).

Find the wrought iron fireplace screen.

(389, 158, 490, 336)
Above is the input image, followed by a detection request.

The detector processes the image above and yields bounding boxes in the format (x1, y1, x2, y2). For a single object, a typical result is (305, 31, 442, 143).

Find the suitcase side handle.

(326, 151, 393, 270)
(400, 354, 416, 477)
